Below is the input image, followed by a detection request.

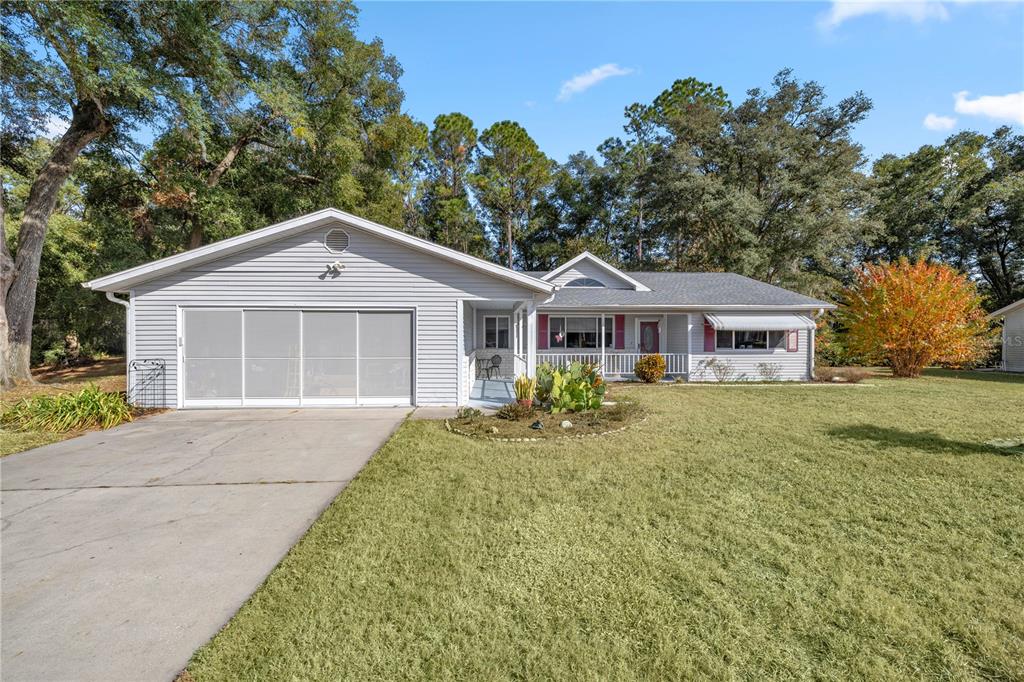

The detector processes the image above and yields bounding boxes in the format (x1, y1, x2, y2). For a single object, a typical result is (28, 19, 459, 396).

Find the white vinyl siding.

(547, 260, 633, 289)
(133, 224, 536, 407)
(688, 313, 812, 381)
(1004, 307, 1024, 372)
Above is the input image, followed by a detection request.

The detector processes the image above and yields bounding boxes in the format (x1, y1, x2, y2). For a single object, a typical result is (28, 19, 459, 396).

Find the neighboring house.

(84, 209, 835, 408)
(988, 299, 1024, 372)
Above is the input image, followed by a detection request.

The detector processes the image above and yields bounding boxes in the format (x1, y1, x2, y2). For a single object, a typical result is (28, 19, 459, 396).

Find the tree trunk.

(187, 135, 252, 250)
(2, 99, 110, 385)
(0, 186, 13, 388)
(505, 215, 514, 269)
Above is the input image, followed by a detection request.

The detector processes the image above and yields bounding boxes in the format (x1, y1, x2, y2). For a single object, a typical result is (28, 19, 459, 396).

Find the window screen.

(769, 330, 787, 349)
(303, 312, 357, 397)
(244, 311, 300, 398)
(184, 310, 242, 399)
(358, 312, 411, 397)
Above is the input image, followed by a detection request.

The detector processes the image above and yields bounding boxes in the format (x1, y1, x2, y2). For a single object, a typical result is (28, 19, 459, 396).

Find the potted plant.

(514, 374, 537, 408)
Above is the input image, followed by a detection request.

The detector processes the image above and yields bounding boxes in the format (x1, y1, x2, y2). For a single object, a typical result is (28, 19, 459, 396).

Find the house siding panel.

(1004, 308, 1024, 372)
(688, 313, 811, 381)
(132, 225, 535, 407)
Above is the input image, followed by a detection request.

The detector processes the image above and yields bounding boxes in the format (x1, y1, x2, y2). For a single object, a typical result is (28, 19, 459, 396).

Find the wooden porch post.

(600, 315, 606, 373)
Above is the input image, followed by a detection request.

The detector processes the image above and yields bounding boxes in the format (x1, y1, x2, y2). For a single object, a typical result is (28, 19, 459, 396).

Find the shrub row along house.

(85, 209, 835, 408)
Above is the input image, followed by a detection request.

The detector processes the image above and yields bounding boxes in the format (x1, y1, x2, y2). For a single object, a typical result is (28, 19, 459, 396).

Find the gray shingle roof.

(526, 271, 834, 308)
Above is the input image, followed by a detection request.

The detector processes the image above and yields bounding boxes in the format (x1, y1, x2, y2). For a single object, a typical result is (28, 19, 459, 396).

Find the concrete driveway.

(1, 408, 408, 682)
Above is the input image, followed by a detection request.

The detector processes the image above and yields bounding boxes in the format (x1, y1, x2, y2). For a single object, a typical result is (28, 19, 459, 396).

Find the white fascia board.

(537, 303, 836, 312)
(987, 298, 1024, 320)
(83, 208, 554, 294)
(540, 251, 651, 291)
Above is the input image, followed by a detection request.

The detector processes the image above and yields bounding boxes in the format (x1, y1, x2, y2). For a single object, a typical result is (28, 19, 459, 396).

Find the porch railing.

(537, 352, 687, 376)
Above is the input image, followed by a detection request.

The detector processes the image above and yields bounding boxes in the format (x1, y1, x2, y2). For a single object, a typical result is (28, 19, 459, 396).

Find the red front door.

(639, 321, 660, 353)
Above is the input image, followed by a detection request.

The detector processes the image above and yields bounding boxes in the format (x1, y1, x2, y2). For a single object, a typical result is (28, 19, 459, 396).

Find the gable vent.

(324, 228, 350, 253)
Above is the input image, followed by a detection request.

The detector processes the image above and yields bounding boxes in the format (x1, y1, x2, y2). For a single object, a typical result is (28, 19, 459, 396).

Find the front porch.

(460, 302, 693, 406)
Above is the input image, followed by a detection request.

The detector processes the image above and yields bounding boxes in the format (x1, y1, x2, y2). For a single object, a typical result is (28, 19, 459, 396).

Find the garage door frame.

(176, 305, 416, 408)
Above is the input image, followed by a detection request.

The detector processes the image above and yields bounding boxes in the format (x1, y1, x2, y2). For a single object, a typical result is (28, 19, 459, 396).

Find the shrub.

(496, 401, 533, 421)
(456, 406, 482, 420)
(549, 361, 606, 413)
(634, 354, 666, 383)
(756, 362, 783, 381)
(815, 366, 839, 382)
(840, 258, 992, 377)
(816, 367, 873, 383)
(840, 367, 872, 383)
(535, 362, 554, 402)
(513, 374, 536, 402)
(696, 357, 736, 382)
(1, 385, 133, 433)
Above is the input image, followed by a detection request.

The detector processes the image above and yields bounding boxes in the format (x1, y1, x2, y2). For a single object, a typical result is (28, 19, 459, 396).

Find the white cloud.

(557, 63, 634, 102)
(923, 113, 957, 130)
(819, 0, 950, 30)
(524, 100, 537, 109)
(953, 90, 1024, 125)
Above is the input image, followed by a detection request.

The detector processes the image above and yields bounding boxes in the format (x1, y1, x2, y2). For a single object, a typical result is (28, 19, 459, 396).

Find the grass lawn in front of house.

(182, 369, 1022, 679)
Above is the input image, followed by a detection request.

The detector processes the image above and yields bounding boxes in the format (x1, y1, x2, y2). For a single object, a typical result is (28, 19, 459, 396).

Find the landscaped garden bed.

(447, 360, 645, 441)
(446, 400, 645, 441)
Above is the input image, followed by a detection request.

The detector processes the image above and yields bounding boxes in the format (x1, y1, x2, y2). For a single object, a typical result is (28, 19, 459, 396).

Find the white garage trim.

(177, 305, 416, 409)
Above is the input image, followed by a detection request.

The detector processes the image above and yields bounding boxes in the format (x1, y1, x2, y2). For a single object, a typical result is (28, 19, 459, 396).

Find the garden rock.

(560, 420, 572, 429)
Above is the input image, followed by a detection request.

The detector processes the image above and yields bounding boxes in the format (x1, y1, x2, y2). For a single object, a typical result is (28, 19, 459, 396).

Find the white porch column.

(662, 313, 668, 354)
(600, 314, 606, 372)
(685, 313, 692, 376)
(527, 301, 537, 375)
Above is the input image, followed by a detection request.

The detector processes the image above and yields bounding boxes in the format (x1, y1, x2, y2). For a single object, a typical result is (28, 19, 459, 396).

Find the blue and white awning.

(704, 313, 816, 331)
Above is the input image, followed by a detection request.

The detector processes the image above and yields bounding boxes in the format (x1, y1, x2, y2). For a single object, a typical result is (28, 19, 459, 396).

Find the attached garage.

(84, 209, 553, 409)
(182, 309, 413, 407)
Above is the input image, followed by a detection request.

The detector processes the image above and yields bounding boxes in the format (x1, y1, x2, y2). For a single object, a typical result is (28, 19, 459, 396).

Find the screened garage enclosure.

(183, 309, 413, 407)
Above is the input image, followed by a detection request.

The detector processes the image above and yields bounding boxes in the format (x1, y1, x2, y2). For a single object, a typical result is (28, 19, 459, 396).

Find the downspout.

(809, 307, 825, 381)
(105, 291, 133, 379)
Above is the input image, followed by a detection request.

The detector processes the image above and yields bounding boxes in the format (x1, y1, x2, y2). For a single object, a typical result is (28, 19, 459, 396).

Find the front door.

(639, 321, 660, 353)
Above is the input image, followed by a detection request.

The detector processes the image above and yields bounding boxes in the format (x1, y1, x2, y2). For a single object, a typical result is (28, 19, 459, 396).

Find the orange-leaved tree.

(840, 259, 992, 377)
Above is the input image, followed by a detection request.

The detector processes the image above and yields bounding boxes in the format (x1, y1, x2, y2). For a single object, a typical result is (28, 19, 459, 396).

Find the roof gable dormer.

(542, 251, 650, 291)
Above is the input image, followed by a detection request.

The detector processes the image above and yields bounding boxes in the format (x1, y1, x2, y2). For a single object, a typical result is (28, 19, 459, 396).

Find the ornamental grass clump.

(1, 384, 133, 433)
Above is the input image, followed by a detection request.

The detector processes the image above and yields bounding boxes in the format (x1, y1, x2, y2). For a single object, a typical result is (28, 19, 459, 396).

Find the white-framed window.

(716, 330, 789, 350)
(548, 316, 614, 349)
(484, 315, 510, 349)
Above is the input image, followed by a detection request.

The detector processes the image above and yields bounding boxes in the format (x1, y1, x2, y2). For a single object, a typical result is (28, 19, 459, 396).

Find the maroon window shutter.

(614, 314, 625, 349)
(704, 321, 716, 352)
(538, 314, 549, 350)
(787, 330, 798, 352)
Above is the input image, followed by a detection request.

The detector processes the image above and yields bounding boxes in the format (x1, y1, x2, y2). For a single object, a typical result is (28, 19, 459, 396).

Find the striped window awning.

(704, 313, 816, 331)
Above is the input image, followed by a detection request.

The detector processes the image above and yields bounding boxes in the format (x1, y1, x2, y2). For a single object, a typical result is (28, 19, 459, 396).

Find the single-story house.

(988, 298, 1024, 372)
(84, 208, 835, 408)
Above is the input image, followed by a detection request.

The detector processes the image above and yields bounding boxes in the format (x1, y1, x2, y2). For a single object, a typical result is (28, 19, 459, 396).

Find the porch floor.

(468, 378, 515, 409)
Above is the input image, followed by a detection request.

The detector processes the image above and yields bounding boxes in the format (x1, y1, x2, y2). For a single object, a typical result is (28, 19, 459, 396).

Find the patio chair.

(486, 354, 502, 379)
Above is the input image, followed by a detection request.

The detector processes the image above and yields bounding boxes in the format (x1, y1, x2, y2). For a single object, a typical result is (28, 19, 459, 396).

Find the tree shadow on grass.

(828, 424, 1022, 457)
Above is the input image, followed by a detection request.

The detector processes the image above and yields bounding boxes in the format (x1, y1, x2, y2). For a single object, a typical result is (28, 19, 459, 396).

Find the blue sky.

(355, 1, 1024, 164)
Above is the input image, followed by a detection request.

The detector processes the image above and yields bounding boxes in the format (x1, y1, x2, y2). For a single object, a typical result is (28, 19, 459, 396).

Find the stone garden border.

(444, 416, 648, 443)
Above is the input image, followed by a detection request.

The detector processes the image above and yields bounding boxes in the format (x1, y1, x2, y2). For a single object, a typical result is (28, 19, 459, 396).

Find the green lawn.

(188, 370, 1024, 680)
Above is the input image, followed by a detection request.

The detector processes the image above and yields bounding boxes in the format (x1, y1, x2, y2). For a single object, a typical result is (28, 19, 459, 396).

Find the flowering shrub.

(634, 354, 666, 383)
